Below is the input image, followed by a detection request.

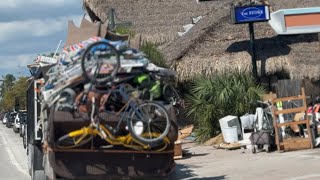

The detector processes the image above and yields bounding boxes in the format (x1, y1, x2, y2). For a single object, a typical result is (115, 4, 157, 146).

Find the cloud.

(0, 15, 82, 43)
(0, 54, 36, 77)
(0, 0, 81, 9)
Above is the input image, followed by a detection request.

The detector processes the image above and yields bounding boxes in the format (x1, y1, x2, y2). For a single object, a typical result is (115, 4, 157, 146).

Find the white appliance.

(219, 115, 242, 142)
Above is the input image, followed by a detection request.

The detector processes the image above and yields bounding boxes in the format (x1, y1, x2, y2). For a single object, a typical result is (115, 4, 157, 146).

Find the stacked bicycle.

(38, 39, 179, 151)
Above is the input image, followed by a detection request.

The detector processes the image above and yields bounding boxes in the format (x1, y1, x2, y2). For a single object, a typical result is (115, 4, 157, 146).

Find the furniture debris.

(214, 142, 246, 150)
(178, 125, 194, 140)
(174, 140, 182, 160)
(174, 125, 194, 160)
(250, 100, 275, 153)
(250, 130, 275, 153)
(272, 88, 314, 152)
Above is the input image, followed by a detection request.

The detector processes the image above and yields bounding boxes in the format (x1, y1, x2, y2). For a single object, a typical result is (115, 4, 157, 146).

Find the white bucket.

(223, 126, 238, 143)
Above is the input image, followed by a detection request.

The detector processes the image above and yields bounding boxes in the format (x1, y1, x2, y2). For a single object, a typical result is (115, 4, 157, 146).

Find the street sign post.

(231, 4, 270, 78)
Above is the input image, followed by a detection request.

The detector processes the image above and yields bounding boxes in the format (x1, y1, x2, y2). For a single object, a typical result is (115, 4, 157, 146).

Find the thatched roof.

(162, 0, 320, 81)
(82, 0, 223, 46)
(83, 0, 320, 81)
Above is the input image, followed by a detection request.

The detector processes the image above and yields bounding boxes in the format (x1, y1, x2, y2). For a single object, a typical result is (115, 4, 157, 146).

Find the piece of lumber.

(274, 107, 306, 115)
(276, 120, 308, 127)
(280, 138, 311, 151)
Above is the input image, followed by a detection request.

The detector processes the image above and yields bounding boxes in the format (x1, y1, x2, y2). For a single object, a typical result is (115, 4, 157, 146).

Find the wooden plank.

(273, 87, 313, 152)
(272, 95, 305, 103)
(272, 101, 281, 151)
(280, 138, 311, 151)
(174, 142, 182, 158)
(262, 93, 277, 101)
(274, 107, 306, 115)
(276, 120, 308, 127)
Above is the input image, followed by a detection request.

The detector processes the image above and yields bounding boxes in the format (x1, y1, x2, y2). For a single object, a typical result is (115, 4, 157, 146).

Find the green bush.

(187, 71, 266, 143)
(140, 41, 167, 68)
(114, 26, 136, 38)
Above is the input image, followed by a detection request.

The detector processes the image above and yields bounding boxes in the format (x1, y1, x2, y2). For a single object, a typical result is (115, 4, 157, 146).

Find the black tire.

(19, 125, 23, 137)
(81, 41, 120, 85)
(32, 170, 46, 180)
(29, 144, 46, 180)
(162, 84, 179, 104)
(252, 146, 256, 154)
(128, 102, 171, 146)
(56, 132, 93, 149)
(23, 132, 27, 149)
(266, 145, 271, 153)
(13, 126, 19, 133)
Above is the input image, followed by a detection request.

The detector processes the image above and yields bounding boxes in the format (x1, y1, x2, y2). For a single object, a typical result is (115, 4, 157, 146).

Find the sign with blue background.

(232, 5, 270, 24)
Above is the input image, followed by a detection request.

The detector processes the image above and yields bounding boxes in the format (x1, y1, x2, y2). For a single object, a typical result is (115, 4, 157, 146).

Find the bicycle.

(56, 41, 171, 150)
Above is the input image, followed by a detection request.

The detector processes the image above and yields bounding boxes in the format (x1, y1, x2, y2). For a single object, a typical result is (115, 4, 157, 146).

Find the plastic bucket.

(223, 126, 238, 143)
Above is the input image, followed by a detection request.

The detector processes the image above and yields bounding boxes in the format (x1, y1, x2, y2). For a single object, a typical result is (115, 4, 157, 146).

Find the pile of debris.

(30, 36, 180, 151)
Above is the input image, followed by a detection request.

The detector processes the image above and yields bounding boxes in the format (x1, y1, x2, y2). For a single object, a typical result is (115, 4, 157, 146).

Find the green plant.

(114, 26, 136, 38)
(140, 41, 167, 68)
(187, 71, 266, 143)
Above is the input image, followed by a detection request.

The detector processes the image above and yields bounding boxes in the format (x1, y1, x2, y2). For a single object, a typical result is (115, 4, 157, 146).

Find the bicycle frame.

(96, 84, 148, 136)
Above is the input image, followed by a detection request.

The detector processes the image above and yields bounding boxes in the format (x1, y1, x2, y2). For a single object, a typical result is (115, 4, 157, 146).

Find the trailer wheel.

(13, 126, 19, 133)
(33, 170, 46, 180)
(29, 143, 47, 180)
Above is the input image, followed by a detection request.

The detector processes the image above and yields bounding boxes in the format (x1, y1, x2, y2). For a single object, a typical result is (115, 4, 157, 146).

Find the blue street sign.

(231, 5, 270, 24)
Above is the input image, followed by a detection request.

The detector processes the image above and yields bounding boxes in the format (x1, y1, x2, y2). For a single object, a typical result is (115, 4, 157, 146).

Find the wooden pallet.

(272, 88, 313, 152)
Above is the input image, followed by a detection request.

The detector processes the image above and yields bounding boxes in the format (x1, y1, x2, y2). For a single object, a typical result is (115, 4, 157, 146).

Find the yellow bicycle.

(56, 122, 170, 151)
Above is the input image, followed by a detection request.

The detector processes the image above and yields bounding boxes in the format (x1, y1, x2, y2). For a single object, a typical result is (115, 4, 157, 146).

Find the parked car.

(13, 111, 26, 133)
(19, 112, 27, 137)
(6, 112, 17, 128)
(0, 112, 6, 123)
(2, 112, 9, 124)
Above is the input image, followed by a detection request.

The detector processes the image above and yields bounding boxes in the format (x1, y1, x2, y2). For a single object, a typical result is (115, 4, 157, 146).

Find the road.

(0, 124, 29, 180)
(176, 142, 320, 180)
(3, 121, 320, 180)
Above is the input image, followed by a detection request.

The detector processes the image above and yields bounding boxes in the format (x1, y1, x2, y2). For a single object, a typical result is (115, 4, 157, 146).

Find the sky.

(0, 0, 84, 78)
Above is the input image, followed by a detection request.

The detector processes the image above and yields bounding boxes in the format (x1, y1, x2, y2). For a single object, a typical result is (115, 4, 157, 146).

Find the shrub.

(140, 41, 167, 68)
(187, 71, 266, 143)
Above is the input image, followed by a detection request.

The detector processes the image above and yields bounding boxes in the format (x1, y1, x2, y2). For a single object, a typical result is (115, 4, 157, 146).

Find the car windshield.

(21, 113, 27, 120)
(10, 113, 17, 119)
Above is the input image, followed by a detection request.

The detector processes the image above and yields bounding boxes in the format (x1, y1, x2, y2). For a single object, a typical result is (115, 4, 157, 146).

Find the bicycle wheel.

(162, 84, 180, 105)
(56, 128, 93, 149)
(81, 41, 120, 85)
(128, 102, 170, 146)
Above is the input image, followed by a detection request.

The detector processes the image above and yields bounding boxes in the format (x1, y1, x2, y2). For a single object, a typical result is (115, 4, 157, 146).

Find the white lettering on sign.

(241, 7, 264, 18)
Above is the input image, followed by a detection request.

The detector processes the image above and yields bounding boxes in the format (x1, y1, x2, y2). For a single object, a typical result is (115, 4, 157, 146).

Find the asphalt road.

(0, 123, 29, 180)
(5, 120, 320, 180)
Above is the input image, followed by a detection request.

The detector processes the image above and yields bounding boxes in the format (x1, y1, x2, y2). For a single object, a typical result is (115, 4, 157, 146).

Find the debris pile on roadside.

(215, 92, 320, 153)
(30, 36, 180, 152)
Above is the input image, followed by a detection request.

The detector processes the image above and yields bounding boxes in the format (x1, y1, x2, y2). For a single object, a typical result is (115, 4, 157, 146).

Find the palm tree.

(187, 70, 266, 143)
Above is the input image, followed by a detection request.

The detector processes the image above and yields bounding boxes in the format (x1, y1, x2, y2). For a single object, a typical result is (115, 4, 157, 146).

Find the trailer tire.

(33, 170, 46, 180)
(29, 143, 46, 180)
(13, 126, 19, 133)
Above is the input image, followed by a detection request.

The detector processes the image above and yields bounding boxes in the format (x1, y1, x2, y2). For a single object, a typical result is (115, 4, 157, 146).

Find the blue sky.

(0, 0, 83, 78)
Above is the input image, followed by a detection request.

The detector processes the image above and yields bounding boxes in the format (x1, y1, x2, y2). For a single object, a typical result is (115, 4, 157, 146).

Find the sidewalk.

(176, 142, 320, 180)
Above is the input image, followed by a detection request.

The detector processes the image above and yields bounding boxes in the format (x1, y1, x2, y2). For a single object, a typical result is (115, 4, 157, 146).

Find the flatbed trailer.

(26, 67, 178, 180)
